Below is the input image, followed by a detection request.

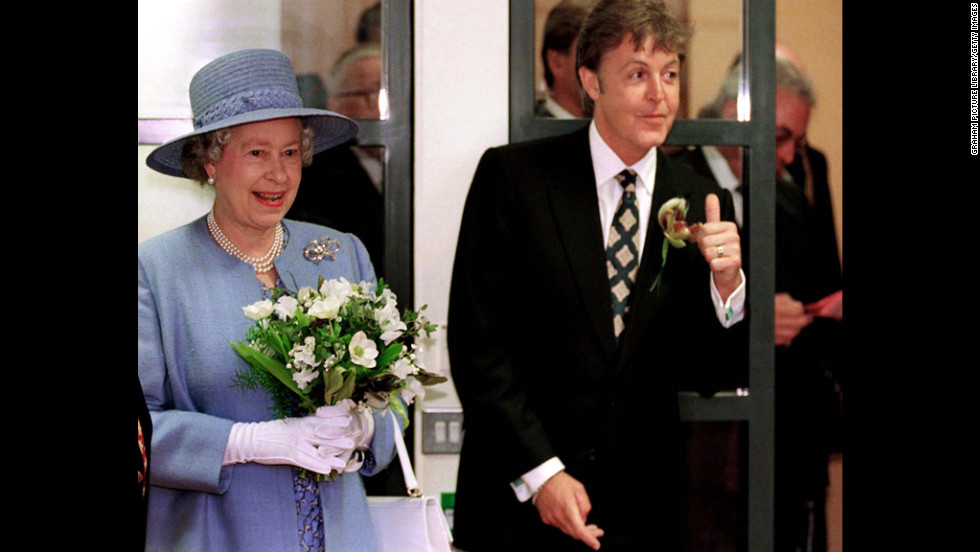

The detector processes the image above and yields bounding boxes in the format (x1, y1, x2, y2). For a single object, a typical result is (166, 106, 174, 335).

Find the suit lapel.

(545, 130, 619, 361)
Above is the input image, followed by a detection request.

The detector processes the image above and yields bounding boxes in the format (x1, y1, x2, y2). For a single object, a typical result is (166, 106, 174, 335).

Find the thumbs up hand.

(691, 193, 742, 301)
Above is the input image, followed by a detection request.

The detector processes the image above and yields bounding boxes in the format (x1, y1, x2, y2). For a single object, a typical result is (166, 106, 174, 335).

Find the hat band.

(193, 88, 303, 129)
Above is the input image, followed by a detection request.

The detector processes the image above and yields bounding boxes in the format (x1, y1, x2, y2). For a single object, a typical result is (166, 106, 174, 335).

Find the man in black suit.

(448, 2, 747, 550)
(672, 48, 842, 552)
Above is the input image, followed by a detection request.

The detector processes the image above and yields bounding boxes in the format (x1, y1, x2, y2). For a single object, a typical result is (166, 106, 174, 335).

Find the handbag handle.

(389, 413, 423, 498)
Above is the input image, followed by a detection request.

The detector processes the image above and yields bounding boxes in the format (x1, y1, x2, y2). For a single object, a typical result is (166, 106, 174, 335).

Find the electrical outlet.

(421, 408, 464, 454)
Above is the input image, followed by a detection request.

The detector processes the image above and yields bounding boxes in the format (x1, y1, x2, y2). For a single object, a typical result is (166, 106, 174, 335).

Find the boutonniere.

(650, 197, 701, 292)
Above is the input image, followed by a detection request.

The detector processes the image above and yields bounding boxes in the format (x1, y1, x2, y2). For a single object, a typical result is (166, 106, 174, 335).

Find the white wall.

(411, 0, 509, 498)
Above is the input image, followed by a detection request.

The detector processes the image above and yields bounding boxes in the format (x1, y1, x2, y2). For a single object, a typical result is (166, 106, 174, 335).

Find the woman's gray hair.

(179, 121, 316, 185)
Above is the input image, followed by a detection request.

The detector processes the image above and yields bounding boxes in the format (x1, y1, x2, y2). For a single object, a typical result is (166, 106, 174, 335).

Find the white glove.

(343, 404, 376, 473)
(223, 401, 360, 475)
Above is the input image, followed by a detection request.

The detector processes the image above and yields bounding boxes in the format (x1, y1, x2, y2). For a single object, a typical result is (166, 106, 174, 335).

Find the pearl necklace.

(206, 210, 284, 274)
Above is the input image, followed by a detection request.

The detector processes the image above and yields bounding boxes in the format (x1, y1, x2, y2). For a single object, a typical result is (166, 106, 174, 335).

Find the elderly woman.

(139, 49, 398, 552)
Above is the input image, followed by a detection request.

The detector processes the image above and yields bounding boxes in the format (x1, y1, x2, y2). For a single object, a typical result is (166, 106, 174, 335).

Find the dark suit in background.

(448, 128, 746, 551)
(774, 145, 842, 552)
(672, 144, 842, 552)
(288, 140, 385, 276)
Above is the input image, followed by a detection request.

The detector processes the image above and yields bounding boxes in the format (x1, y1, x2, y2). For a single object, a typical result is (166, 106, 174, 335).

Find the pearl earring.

(207, 176, 215, 185)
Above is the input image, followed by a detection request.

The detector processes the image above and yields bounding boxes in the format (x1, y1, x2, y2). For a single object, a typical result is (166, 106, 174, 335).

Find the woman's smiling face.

(206, 117, 304, 236)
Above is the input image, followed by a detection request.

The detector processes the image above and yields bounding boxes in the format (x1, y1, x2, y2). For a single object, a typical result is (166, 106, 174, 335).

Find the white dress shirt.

(700, 145, 743, 228)
(510, 122, 746, 503)
(541, 95, 577, 119)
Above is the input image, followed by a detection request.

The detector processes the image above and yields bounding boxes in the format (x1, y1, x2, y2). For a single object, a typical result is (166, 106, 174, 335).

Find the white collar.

(543, 96, 577, 119)
(588, 120, 656, 197)
(701, 145, 740, 193)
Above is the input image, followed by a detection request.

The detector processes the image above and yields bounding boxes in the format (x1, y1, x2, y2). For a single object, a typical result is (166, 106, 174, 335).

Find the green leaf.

(375, 342, 403, 369)
(230, 341, 314, 409)
(260, 330, 291, 359)
(649, 239, 670, 292)
(389, 397, 410, 429)
(295, 309, 309, 327)
(414, 370, 449, 386)
(322, 367, 346, 405)
(336, 370, 357, 403)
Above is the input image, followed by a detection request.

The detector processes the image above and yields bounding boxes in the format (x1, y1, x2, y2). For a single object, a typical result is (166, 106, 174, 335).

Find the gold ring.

(717, 245, 725, 258)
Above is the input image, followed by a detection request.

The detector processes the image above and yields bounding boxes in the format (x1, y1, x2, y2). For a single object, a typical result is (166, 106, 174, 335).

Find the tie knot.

(615, 169, 637, 193)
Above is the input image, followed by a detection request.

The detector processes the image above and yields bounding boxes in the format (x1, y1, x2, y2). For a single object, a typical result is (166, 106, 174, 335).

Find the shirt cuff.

(510, 457, 565, 503)
(710, 268, 746, 327)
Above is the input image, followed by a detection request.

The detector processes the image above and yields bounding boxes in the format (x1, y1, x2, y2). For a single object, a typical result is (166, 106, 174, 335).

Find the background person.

(536, 0, 597, 118)
(290, 44, 386, 275)
(140, 48, 399, 552)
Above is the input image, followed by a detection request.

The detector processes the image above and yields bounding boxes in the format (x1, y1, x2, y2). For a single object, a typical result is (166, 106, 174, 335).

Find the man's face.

(719, 87, 812, 179)
(775, 87, 810, 175)
(579, 33, 680, 165)
(546, 37, 583, 114)
(328, 55, 382, 119)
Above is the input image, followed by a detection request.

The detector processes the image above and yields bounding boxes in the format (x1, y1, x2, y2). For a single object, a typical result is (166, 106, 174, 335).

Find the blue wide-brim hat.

(146, 49, 359, 178)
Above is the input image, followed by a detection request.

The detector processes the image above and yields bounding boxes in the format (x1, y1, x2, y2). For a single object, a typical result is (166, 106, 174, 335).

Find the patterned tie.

(606, 169, 640, 340)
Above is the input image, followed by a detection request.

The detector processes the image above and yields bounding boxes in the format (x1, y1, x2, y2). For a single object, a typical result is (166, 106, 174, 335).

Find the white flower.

(380, 329, 405, 345)
(356, 280, 373, 297)
(374, 299, 407, 344)
(399, 377, 425, 405)
(390, 357, 414, 380)
(292, 365, 318, 390)
(319, 277, 355, 304)
(373, 299, 399, 325)
(308, 295, 344, 320)
(275, 295, 299, 320)
(297, 286, 315, 302)
(348, 331, 379, 368)
(378, 320, 406, 342)
(290, 336, 319, 368)
(242, 299, 275, 320)
(377, 287, 396, 305)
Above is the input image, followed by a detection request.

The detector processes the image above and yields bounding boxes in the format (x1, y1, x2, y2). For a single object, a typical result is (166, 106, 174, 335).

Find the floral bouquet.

(230, 277, 445, 427)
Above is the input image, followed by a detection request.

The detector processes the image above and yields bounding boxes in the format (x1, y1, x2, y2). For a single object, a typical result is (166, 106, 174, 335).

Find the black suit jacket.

(287, 141, 385, 275)
(775, 146, 843, 493)
(447, 128, 745, 551)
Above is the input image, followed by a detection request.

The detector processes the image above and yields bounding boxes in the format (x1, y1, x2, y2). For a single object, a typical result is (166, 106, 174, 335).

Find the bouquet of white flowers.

(231, 277, 444, 426)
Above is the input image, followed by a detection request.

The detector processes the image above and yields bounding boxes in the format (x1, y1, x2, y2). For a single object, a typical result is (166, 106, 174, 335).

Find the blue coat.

(139, 216, 398, 551)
